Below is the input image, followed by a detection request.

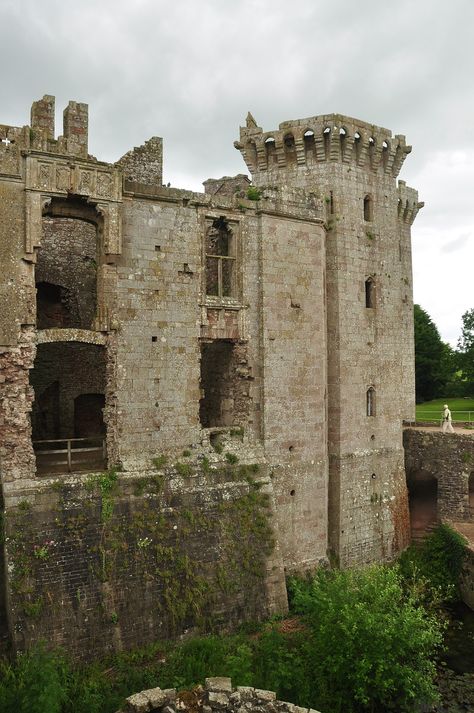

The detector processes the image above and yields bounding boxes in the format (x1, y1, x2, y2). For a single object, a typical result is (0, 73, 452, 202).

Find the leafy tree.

(414, 304, 454, 402)
(290, 566, 444, 713)
(457, 308, 474, 395)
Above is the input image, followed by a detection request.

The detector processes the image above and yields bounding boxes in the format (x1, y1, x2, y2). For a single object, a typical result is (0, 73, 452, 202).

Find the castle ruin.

(0, 97, 422, 656)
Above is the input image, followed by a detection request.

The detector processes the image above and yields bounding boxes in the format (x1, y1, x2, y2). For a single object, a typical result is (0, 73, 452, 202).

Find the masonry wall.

(236, 116, 418, 566)
(260, 212, 328, 569)
(4, 465, 287, 658)
(404, 429, 474, 522)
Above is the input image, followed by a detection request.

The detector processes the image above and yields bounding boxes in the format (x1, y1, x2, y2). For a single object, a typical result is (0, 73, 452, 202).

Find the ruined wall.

(4, 464, 287, 658)
(259, 209, 328, 570)
(119, 677, 323, 713)
(404, 429, 474, 522)
(37, 218, 97, 329)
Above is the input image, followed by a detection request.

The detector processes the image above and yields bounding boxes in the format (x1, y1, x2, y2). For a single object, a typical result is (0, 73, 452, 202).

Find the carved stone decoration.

(56, 166, 71, 191)
(38, 162, 52, 189)
(96, 172, 113, 198)
(78, 169, 94, 195)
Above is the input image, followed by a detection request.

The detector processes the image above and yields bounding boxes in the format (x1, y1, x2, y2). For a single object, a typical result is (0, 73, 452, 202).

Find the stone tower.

(236, 112, 423, 565)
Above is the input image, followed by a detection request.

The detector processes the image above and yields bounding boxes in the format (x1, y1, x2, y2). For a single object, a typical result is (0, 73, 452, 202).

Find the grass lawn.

(416, 397, 474, 423)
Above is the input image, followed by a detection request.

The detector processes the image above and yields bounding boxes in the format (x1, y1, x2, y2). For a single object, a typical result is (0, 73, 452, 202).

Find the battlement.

(0, 95, 89, 174)
(235, 112, 412, 179)
(397, 180, 424, 225)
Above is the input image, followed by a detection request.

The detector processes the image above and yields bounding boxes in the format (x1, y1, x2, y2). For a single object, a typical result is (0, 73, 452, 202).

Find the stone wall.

(118, 677, 323, 713)
(36, 218, 97, 330)
(404, 429, 474, 522)
(4, 464, 287, 658)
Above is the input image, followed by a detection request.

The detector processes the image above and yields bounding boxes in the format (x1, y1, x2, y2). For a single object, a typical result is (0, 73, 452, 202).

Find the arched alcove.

(36, 196, 102, 331)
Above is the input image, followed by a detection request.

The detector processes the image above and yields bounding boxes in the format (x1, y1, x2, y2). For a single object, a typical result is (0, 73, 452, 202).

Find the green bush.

(0, 646, 68, 713)
(289, 565, 444, 713)
(399, 524, 468, 603)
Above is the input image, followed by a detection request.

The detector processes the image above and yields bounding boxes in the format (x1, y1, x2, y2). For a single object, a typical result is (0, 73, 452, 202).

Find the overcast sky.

(1, 0, 472, 345)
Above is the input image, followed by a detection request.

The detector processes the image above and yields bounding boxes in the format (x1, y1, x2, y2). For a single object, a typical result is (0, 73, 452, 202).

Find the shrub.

(289, 565, 444, 713)
(398, 523, 468, 603)
(0, 645, 68, 713)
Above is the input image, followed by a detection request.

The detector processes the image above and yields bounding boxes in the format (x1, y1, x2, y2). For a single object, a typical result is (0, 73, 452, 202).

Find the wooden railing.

(33, 437, 106, 474)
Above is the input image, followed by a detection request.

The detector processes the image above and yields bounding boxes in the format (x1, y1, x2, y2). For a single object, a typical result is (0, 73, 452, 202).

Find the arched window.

(367, 387, 376, 417)
(354, 131, 362, 160)
(382, 140, 390, 169)
(363, 194, 373, 222)
(205, 217, 235, 298)
(339, 127, 347, 157)
(365, 277, 375, 308)
(323, 126, 331, 158)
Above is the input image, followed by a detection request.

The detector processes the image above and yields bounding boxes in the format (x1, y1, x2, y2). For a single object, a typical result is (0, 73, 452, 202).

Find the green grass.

(416, 397, 474, 423)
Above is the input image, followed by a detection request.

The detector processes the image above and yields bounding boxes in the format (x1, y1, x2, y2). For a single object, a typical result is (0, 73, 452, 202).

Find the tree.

(457, 308, 474, 395)
(414, 304, 454, 402)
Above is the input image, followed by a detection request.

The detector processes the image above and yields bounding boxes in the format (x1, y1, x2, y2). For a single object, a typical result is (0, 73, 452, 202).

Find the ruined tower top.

(0, 95, 89, 162)
(234, 112, 412, 181)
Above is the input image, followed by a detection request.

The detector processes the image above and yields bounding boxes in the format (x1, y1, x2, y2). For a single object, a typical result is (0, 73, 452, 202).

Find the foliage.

(246, 186, 261, 201)
(0, 645, 68, 713)
(289, 565, 444, 713)
(398, 524, 468, 603)
(0, 561, 447, 713)
(457, 308, 474, 395)
(414, 304, 454, 402)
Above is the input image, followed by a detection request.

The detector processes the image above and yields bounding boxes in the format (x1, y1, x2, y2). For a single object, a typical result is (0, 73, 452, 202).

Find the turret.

(235, 112, 412, 182)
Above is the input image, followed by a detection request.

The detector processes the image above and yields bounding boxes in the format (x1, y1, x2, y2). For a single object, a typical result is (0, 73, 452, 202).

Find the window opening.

(37, 212, 98, 330)
(265, 137, 277, 165)
(365, 277, 375, 308)
(205, 218, 236, 298)
(31, 342, 107, 474)
(303, 129, 315, 157)
(323, 127, 331, 158)
(200, 341, 235, 427)
(363, 194, 373, 222)
(354, 131, 362, 160)
(366, 387, 376, 417)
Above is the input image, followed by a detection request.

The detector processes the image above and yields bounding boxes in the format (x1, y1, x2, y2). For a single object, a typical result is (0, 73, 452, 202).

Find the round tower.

(236, 112, 423, 566)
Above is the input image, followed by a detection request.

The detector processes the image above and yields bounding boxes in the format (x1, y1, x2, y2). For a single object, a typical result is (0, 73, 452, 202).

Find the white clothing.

(442, 407, 454, 433)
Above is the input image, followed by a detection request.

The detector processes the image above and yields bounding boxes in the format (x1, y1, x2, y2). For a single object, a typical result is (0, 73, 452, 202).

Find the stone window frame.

(202, 214, 242, 307)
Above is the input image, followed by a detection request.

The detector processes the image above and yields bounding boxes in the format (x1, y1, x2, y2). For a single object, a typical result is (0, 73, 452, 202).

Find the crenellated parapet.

(235, 112, 412, 180)
(0, 95, 90, 179)
(397, 180, 424, 225)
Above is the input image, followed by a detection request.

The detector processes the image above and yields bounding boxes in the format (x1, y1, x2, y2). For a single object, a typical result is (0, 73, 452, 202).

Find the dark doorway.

(407, 470, 438, 542)
(74, 393, 105, 438)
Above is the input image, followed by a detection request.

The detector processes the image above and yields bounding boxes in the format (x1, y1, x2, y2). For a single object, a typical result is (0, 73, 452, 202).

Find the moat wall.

(3, 463, 287, 658)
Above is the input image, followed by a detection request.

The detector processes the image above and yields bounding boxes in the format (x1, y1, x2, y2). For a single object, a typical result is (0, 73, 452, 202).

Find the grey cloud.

(1, 0, 473, 340)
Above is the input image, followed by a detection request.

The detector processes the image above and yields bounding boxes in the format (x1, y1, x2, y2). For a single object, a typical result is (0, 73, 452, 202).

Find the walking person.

(441, 404, 455, 433)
